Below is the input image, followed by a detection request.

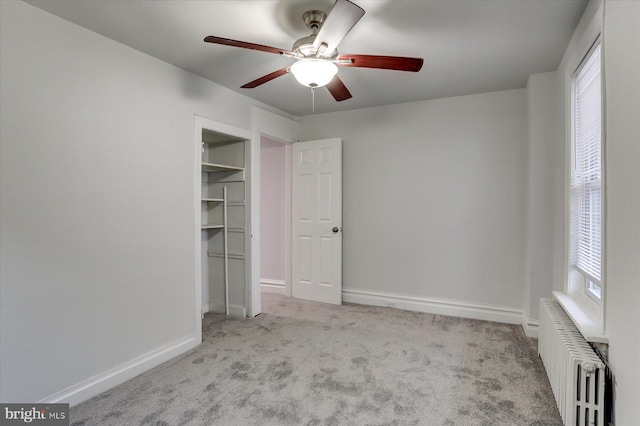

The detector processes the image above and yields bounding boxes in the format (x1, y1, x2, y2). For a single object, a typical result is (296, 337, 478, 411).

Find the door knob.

(332, 227, 339, 233)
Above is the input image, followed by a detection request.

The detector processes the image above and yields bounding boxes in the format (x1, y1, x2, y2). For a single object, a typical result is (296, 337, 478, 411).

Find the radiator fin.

(538, 299, 605, 426)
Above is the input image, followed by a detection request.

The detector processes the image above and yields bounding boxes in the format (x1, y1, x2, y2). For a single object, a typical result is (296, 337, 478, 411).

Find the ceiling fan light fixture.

(290, 59, 338, 88)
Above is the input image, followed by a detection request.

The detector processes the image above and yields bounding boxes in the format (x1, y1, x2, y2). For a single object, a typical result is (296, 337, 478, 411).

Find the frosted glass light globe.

(290, 59, 338, 88)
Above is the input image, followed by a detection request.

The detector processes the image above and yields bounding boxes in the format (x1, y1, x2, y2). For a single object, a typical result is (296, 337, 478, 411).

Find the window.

(570, 40, 603, 302)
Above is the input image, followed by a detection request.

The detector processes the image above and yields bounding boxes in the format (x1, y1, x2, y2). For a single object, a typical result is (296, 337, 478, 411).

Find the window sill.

(553, 291, 608, 343)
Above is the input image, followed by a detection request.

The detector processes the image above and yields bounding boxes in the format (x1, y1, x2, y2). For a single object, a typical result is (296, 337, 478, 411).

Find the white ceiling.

(26, 0, 587, 117)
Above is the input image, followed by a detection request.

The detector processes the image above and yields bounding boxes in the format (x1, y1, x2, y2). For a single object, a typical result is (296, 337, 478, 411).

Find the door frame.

(249, 106, 297, 317)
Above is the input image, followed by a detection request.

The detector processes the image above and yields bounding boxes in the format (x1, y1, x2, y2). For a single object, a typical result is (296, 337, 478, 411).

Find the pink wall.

(260, 136, 286, 282)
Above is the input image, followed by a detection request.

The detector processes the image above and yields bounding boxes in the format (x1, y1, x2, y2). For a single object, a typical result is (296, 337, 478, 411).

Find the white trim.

(207, 301, 227, 314)
(206, 302, 244, 317)
(228, 304, 247, 317)
(553, 291, 608, 343)
(244, 138, 253, 318)
(249, 125, 261, 317)
(194, 114, 252, 140)
(521, 317, 540, 338)
(194, 119, 203, 338)
(261, 279, 287, 295)
(343, 288, 525, 326)
(250, 106, 298, 316)
(284, 144, 292, 298)
(39, 335, 199, 406)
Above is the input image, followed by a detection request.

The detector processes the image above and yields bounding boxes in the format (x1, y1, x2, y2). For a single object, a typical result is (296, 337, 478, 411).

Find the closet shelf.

(208, 252, 245, 260)
(202, 162, 244, 173)
(201, 224, 224, 230)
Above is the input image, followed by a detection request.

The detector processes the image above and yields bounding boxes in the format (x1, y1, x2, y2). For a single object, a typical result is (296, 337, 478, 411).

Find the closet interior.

(201, 129, 249, 317)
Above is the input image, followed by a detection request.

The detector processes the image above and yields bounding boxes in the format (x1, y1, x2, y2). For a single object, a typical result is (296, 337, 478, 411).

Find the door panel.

(292, 138, 342, 305)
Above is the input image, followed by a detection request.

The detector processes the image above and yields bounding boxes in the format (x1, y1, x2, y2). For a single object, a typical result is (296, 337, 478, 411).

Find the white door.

(292, 138, 342, 305)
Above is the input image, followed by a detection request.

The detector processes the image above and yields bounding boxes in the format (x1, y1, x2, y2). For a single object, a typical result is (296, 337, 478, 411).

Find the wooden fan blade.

(241, 67, 290, 89)
(338, 54, 424, 72)
(313, 0, 365, 54)
(204, 36, 294, 56)
(326, 75, 352, 102)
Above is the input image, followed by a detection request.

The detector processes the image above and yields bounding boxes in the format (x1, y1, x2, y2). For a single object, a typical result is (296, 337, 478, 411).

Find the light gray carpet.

(70, 293, 561, 425)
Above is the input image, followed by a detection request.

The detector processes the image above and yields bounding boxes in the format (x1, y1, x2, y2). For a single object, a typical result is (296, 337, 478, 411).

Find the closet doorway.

(195, 116, 252, 321)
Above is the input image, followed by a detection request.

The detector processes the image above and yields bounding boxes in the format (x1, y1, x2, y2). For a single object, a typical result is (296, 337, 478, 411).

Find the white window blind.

(570, 41, 602, 286)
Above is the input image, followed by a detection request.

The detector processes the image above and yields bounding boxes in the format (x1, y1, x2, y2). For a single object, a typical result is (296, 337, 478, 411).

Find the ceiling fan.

(204, 0, 423, 102)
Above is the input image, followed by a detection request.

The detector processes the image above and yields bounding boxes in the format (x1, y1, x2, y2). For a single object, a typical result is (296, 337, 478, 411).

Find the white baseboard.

(343, 288, 525, 326)
(205, 301, 245, 317)
(260, 279, 287, 295)
(228, 304, 246, 317)
(521, 317, 539, 338)
(39, 334, 200, 407)
(206, 301, 226, 314)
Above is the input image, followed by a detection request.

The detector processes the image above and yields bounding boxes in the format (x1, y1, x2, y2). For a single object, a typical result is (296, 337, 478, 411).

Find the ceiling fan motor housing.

(292, 10, 337, 59)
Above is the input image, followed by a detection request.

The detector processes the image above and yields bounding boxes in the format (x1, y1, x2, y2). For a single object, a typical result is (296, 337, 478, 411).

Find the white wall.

(299, 90, 528, 318)
(260, 137, 287, 283)
(3, 0, 636, 420)
(523, 72, 556, 328)
(601, 2, 640, 423)
(551, 1, 640, 423)
(0, 0, 289, 404)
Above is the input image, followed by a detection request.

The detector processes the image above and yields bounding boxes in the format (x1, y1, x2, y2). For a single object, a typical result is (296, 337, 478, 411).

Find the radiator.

(538, 299, 605, 426)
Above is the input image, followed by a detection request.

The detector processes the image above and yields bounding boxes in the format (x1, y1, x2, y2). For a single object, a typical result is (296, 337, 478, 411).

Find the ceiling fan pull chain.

(311, 87, 315, 112)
